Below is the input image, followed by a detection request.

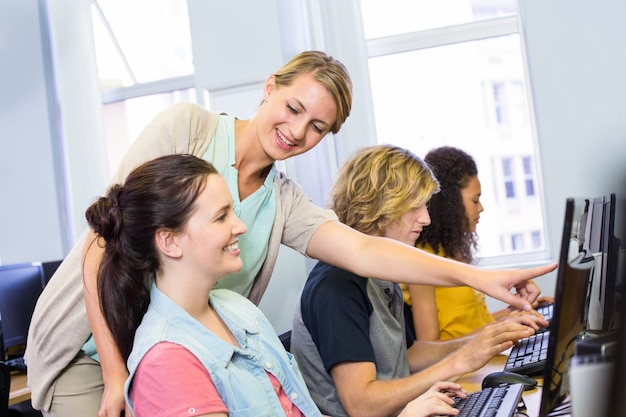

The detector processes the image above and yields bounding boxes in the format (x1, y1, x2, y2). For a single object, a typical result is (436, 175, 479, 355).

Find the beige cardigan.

(24, 103, 337, 410)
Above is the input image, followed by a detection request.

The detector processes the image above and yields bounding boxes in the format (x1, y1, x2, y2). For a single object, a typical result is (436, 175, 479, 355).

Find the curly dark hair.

(417, 146, 479, 264)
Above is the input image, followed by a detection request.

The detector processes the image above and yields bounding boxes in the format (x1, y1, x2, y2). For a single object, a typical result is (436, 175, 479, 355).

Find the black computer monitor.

(539, 198, 596, 417)
(598, 193, 621, 331)
(585, 193, 621, 333)
(574, 193, 622, 333)
(608, 289, 626, 417)
(581, 196, 606, 332)
(0, 262, 46, 358)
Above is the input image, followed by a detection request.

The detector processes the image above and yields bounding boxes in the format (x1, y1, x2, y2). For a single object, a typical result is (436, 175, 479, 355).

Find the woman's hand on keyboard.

(495, 310, 549, 331)
(397, 381, 466, 417)
(532, 296, 555, 309)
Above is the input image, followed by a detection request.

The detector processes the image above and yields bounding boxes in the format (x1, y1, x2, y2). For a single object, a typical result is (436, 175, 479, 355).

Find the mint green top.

(204, 115, 276, 297)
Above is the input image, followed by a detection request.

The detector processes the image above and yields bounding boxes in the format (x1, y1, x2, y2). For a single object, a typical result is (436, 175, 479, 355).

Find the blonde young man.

(291, 145, 547, 417)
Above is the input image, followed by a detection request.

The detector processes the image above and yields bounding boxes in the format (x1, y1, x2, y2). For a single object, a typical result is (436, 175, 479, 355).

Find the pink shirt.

(130, 342, 304, 417)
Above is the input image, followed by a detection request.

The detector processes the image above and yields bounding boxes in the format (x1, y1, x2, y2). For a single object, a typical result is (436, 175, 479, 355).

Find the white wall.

(45, 0, 108, 240)
(0, 0, 66, 264)
(0, 0, 107, 265)
(516, 0, 626, 301)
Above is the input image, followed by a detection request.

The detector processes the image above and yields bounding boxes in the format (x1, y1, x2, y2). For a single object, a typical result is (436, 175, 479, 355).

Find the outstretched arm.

(307, 221, 557, 311)
(82, 231, 130, 417)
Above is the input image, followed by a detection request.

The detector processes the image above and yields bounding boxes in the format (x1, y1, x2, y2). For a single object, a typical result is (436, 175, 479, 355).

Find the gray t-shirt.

(291, 261, 413, 417)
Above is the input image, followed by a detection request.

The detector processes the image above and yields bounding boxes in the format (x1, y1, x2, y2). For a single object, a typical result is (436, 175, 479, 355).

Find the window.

(484, 80, 528, 128)
(502, 158, 516, 199)
(101, 89, 197, 174)
(511, 233, 524, 251)
(500, 230, 543, 253)
(360, 0, 546, 264)
(360, 0, 517, 38)
(522, 156, 536, 197)
(91, 0, 193, 85)
(492, 82, 507, 125)
(531, 230, 542, 249)
(91, 0, 197, 177)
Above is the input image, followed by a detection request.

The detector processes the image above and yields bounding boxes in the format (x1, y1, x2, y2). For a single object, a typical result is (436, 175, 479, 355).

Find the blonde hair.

(273, 51, 352, 134)
(331, 144, 439, 236)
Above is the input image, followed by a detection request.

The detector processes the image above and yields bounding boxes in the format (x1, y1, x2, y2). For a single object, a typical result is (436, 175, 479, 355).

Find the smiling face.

(177, 174, 247, 281)
(255, 73, 338, 161)
(461, 175, 484, 233)
(383, 205, 432, 246)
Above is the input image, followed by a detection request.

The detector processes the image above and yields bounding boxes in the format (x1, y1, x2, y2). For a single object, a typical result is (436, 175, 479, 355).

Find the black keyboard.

(536, 302, 554, 320)
(535, 302, 554, 333)
(3, 356, 27, 373)
(450, 383, 524, 417)
(504, 330, 549, 376)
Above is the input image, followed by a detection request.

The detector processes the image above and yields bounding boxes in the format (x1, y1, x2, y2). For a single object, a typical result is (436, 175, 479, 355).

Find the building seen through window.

(360, 0, 546, 263)
(91, 0, 196, 176)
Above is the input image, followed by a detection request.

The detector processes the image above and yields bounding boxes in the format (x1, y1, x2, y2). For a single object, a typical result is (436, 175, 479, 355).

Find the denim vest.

(126, 285, 321, 417)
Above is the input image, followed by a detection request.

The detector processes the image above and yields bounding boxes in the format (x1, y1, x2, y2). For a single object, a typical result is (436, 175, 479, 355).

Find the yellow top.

(402, 244, 494, 340)
(434, 285, 494, 340)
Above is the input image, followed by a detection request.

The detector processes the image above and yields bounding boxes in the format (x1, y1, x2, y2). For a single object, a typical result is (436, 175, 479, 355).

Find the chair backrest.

(279, 330, 292, 353)
(41, 260, 63, 285)
(0, 362, 10, 417)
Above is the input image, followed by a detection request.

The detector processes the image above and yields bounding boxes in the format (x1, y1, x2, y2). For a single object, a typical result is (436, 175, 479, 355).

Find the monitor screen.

(585, 193, 621, 332)
(0, 262, 46, 357)
(583, 196, 606, 332)
(599, 193, 620, 331)
(608, 288, 626, 417)
(539, 198, 596, 417)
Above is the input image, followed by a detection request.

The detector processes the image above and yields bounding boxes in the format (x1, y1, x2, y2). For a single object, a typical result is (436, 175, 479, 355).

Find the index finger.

(511, 263, 557, 308)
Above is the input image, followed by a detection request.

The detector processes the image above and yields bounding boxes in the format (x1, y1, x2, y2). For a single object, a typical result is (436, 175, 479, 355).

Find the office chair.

(41, 260, 62, 285)
(0, 362, 24, 417)
(279, 330, 292, 353)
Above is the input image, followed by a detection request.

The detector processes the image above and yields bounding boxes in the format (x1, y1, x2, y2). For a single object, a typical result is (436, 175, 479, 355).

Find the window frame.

(358, 7, 551, 268)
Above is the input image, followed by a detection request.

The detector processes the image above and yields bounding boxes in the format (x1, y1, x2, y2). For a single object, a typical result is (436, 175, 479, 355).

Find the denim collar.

(148, 284, 261, 365)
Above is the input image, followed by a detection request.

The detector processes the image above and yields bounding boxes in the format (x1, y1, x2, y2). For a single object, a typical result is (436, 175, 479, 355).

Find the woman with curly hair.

(403, 146, 532, 341)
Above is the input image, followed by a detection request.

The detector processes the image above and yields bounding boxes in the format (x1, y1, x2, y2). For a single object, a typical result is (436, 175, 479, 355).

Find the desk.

(9, 372, 31, 406)
(456, 353, 544, 417)
(5, 355, 567, 415)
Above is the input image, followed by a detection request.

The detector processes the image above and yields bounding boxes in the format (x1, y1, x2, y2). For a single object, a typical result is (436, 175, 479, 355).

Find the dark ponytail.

(85, 154, 218, 360)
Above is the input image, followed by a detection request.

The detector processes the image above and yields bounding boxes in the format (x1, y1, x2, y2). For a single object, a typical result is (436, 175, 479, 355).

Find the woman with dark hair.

(84, 154, 322, 416)
(405, 146, 491, 341)
(404, 146, 549, 341)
